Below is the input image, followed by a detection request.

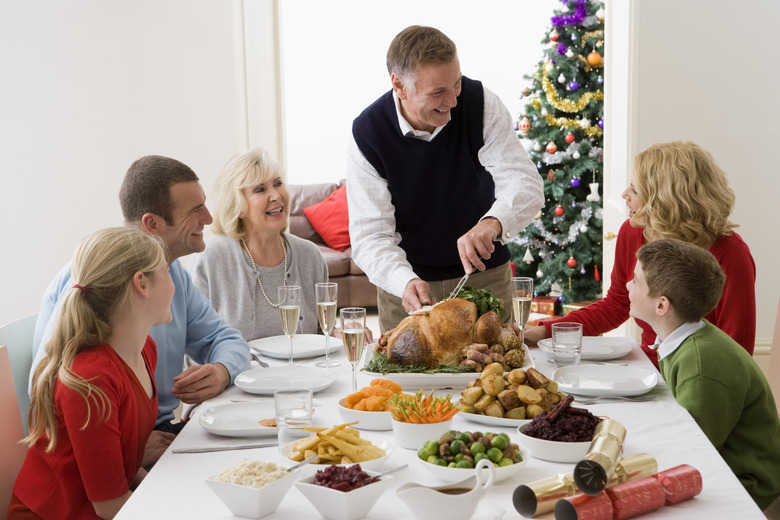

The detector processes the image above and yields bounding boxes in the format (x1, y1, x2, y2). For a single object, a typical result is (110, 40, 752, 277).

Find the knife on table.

(172, 442, 277, 454)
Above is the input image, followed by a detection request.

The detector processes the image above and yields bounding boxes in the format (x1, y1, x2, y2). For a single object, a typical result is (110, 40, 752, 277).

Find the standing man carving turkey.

(347, 25, 544, 332)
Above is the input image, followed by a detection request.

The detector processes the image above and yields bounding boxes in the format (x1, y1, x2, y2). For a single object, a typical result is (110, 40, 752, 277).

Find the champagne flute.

(315, 282, 340, 368)
(511, 277, 534, 346)
(340, 307, 366, 393)
(278, 285, 302, 366)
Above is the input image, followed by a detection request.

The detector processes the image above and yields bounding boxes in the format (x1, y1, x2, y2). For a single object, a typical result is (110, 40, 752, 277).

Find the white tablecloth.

(116, 341, 765, 519)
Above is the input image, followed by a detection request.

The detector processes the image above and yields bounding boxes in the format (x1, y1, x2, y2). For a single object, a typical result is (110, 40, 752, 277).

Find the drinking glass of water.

(315, 282, 339, 368)
(274, 388, 313, 452)
(551, 322, 583, 368)
(278, 285, 302, 366)
(340, 307, 366, 393)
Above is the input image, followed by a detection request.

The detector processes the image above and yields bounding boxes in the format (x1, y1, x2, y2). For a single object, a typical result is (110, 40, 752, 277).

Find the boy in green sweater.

(628, 239, 780, 511)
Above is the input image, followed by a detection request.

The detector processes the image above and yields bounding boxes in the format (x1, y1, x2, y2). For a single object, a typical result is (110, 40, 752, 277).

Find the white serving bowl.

(295, 470, 395, 520)
(416, 443, 531, 483)
(205, 466, 299, 519)
(338, 398, 393, 431)
(391, 418, 453, 450)
(516, 423, 590, 463)
(280, 436, 393, 473)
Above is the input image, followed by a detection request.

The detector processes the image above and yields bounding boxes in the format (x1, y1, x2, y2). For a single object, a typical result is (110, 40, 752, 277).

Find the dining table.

(115, 337, 767, 520)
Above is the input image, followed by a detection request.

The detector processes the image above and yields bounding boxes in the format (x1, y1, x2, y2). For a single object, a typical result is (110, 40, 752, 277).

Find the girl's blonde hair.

(27, 227, 166, 452)
(210, 147, 288, 239)
(631, 141, 737, 247)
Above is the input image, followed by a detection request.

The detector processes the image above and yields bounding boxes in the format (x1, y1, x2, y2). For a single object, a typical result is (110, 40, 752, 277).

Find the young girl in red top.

(524, 141, 756, 367)
(8, 226, 174, 519)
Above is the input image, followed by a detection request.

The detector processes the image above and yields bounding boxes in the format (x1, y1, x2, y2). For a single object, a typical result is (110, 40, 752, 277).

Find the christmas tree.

(509, 0, 606, 304)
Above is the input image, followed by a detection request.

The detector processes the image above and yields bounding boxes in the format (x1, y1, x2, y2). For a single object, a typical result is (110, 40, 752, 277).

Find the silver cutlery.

(172, 442, 277, 454)
(286, 454, 319, 471)
(375, 464, 408, 478)
(573, 395, 656, 405)
(448, 268, 472, 300)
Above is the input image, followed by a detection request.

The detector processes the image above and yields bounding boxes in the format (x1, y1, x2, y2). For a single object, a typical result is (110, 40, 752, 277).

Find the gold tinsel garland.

(531, 98, 604, 138)
(542, 75, 603, 113)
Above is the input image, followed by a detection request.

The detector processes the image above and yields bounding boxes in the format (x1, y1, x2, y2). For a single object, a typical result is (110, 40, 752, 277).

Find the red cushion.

(303, 184, 350, 251)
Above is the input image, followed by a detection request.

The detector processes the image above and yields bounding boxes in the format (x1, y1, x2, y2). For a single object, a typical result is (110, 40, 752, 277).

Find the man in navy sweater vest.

(347, 25, 544, 333)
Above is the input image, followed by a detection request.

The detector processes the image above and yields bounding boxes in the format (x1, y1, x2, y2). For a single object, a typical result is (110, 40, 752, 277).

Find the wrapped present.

(531, 295, 558, 316)
(562, 300, 600, 316)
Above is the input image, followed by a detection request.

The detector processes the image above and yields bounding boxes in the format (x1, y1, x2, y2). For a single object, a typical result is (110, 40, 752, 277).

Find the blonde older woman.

(190, 148, 328, 341)
(524, 141, 756, 368)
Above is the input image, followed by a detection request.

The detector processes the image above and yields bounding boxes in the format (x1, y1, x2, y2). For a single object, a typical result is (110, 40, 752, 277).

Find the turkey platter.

(377, 298, 503, 369)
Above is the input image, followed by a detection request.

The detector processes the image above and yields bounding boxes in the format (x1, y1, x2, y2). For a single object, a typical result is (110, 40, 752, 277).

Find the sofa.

(287, 181, 378, 309)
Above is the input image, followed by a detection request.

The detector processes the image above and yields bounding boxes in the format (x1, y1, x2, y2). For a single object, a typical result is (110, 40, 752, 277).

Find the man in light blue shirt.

(30, 156, 250, 464)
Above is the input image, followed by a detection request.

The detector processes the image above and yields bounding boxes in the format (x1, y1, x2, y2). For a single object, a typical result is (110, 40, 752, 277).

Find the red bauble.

(567, 257, 577, 268)
(549, 30, 560, 42)
(587, 51, 602, 66)
(546, 142, 558, 154)
(548, 171, 555, 181)
(554, 206, 565, 216)
(565, 133, 575, 144)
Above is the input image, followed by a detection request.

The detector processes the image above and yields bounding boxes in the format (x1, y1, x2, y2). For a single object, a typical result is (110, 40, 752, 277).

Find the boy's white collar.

(652, 320, 706, 361)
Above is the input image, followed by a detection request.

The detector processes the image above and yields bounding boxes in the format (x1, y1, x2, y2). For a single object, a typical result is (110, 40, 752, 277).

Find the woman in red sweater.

(524, 141, 756, 367)
(8, 227, 175, 520)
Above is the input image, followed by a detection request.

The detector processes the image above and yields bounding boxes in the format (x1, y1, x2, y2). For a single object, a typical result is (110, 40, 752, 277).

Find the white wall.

(278, 0, 559, 183)
(632, 0, 780, 351)
(0, 0, 242, 326)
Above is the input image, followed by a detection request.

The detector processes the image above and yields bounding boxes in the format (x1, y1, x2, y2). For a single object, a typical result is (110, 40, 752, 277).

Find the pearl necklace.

(240, 235, 288, 308)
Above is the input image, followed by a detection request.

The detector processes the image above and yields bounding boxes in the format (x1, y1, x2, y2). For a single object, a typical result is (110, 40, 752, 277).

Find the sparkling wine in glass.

(511, 277, 534, 346)
(340, 307, 366, 393)
(315, 282, 339, 368)
(278, 285, 302, 366)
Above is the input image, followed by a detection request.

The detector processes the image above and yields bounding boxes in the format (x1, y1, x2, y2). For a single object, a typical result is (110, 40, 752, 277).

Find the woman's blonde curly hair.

(631, 141, 737, 247)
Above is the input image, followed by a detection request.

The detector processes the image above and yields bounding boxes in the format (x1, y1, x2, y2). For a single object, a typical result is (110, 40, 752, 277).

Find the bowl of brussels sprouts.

(414, 430, 530, 483)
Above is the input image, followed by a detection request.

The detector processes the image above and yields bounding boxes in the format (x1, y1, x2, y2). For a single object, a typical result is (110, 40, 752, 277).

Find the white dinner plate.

(199, 402, 278, 438)
(249, 334, 341, 360)
(362, 344, 534, 390)
(553, 364, 658, 397)
(537, 336, 635, 361)
(460, 412, 531, 429)
(235, 365, 339, 395)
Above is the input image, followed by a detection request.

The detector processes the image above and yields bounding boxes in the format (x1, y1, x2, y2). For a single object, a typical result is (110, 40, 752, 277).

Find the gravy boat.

(396, 459, 495, 520)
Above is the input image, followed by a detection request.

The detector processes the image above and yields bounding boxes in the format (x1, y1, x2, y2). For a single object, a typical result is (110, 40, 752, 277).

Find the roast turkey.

(383, 298, 502, 368)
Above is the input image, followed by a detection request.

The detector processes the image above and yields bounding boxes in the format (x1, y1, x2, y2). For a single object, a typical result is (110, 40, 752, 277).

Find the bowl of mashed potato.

(205, 459, 299, 518)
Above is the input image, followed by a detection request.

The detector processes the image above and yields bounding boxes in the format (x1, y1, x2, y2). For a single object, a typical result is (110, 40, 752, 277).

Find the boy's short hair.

(637, 239, 725, 323)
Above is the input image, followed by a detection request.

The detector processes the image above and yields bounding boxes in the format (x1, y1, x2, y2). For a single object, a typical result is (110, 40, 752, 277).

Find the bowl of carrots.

(339, 379, 405, 431)
(390, 390, 459, 450)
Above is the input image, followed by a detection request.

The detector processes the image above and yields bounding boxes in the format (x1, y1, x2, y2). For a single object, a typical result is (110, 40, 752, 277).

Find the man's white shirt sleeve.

(479, 87, 544, 243)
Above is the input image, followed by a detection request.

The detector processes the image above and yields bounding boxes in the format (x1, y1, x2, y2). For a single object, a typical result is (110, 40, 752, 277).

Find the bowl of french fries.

(280, 422, 392, 472)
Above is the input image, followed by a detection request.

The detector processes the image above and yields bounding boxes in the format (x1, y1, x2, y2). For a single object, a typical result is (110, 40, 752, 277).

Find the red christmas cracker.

(655, 464, 702, 504)
(605, 476, 666, 519)
(555, 492, 613, 520)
